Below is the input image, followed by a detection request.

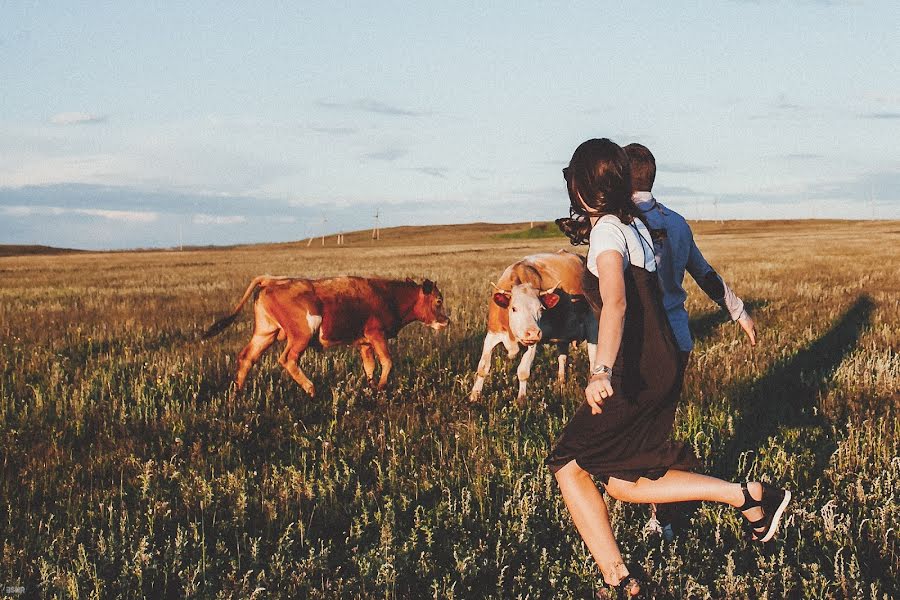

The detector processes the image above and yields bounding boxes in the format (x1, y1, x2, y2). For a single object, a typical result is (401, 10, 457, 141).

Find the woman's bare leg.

(554, 460, 632, 587)
(605, 470, 764, 524)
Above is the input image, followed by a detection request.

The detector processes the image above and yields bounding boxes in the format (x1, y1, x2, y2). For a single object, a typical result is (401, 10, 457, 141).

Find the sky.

(1, 1, 898, 250)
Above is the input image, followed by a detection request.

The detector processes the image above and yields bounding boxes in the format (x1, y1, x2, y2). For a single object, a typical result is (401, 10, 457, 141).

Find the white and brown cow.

(470, 250, 598, 404)
(203, 275, 449, 395)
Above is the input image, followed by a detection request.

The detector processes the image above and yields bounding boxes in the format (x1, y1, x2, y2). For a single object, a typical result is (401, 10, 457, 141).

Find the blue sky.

(1, 1, 898, 250)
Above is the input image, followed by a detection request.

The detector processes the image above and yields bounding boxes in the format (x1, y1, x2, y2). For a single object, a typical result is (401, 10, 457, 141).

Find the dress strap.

(630, 221, 654, 268)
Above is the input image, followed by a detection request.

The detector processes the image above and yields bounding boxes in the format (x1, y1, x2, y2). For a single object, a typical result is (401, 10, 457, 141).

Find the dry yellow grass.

(0, 220, 897, 598)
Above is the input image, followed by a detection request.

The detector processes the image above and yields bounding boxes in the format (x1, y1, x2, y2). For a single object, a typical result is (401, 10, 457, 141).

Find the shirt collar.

(632, 191, 656, 212)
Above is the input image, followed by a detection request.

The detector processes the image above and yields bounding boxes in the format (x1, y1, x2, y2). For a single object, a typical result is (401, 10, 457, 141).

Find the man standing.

(624, 142, 757, 539)
(624, 143, 756, 355)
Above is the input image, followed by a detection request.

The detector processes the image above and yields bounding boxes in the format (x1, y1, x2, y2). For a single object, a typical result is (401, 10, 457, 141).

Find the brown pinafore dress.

(546, 220, 699, 484)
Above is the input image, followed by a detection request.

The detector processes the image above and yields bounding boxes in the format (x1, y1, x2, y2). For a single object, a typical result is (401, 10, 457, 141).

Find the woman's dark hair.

(555, 138, 641, 245)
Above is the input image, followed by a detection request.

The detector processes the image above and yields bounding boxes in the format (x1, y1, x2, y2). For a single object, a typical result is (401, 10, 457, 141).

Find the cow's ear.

(492, 292, 511, 308)
(422, 279, 434, 295)
(540, 292, 560, 309)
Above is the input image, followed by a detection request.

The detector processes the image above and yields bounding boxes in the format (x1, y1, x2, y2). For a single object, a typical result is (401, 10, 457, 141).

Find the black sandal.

(738, 481, 792, 542)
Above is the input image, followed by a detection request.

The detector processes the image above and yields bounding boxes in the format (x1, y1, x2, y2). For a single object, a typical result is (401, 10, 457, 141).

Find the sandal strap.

(747, 515, 768, 528)
(617, 576, 641, 597)
(737, 482, 762, 511)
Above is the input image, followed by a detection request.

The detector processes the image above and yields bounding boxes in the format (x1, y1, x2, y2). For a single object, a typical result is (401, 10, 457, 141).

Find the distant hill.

(265, 221, 547, 249)
(0, 245, 86, 258)
(269, 219, 891, 249)
(2, 219, 894, 255)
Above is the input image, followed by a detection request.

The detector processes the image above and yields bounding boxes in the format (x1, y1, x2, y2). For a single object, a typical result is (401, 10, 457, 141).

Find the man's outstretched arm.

(686, 237, 757, 345)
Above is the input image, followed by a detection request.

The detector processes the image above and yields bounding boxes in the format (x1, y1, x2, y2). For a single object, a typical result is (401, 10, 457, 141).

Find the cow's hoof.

(303, 385, 316, 397)
(468, 391, 481, 403)
(515, 395, 527, 408)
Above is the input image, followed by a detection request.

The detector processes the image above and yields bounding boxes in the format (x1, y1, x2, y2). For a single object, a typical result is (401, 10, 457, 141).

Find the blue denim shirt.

(636, 196, 744, 351)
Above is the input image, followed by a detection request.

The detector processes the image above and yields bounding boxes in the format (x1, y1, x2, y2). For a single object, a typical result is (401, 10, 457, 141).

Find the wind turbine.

(306, 214, 328, 247)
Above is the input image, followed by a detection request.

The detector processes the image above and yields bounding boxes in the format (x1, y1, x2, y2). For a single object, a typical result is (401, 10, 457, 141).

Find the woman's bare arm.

(585, 250, 626, 413)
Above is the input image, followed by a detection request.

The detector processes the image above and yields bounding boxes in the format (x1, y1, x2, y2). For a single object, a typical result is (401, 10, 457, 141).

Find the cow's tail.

(202, 276, 274, 339)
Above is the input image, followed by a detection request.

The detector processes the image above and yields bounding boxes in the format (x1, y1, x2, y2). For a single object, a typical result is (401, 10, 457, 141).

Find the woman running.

(548, 138, 791, 598)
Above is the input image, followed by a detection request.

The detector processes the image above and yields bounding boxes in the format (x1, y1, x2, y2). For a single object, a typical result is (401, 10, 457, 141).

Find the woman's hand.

(585, 373, 613, 414)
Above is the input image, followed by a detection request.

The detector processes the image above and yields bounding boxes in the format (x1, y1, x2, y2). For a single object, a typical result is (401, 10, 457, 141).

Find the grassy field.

(1, 220, 898, 599)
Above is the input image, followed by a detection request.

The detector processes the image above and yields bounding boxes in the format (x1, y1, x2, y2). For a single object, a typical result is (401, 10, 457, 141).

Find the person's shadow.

(715, 294, 875, 484)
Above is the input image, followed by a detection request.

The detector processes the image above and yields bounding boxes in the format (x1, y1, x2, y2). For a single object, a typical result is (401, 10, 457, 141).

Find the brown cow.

(203, 276, 449, 395)
(470, 250, 598, 404)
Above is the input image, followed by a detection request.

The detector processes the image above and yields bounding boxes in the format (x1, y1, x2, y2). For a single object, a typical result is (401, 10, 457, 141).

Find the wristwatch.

(590, 364, 613, 377)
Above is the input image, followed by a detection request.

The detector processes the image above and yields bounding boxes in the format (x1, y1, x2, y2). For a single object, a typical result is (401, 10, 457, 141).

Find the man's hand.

(585, 374, 613, 414)
(738, 311, 756, 346)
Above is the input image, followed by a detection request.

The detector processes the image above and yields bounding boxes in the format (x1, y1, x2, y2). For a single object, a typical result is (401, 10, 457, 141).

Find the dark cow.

(203, 276, 449, 395)
(470, 250, 598, 404)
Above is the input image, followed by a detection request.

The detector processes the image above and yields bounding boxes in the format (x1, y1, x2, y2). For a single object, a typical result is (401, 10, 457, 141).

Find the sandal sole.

(758, 489, 791, 542)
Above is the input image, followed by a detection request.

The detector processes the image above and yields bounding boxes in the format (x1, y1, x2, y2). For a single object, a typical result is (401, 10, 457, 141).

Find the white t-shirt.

(586, 214, 657, 276)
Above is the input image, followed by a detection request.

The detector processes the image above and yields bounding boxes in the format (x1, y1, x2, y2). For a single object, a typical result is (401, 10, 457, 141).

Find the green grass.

(494, 222, 566, 240)
(0, 220, 897, 599)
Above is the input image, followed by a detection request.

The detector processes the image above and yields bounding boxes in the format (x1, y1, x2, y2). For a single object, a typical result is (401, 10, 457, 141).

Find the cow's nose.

(523, 328, 541, 341)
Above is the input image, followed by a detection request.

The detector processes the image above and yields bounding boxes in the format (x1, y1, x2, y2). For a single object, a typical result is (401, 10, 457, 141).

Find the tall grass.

(0, 220, 897, 598)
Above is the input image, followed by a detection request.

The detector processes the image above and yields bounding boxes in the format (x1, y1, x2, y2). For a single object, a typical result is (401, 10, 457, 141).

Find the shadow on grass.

(706, 295, 895, 597)
(719, 294, 874, 480)
(689, 299, 769, 344)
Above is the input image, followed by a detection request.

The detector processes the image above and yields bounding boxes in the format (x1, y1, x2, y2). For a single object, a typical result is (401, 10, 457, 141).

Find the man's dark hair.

(624, 143, 656, 192)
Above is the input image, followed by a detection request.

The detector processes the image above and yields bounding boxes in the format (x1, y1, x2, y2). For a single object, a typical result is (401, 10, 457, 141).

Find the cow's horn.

(541, 280, 562, 295)
(490, 281, 511, 294)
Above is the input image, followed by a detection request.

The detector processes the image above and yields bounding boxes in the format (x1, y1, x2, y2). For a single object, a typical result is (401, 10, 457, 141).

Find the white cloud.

(73, 208, 158, 223)
(50, 112, 108, 125)
(1, 204, 157, 222)
(0, 154, 135, 187)
(317, 98, 429, 117)
(1, 205, 68, 217)
(192, 214, 247, 225)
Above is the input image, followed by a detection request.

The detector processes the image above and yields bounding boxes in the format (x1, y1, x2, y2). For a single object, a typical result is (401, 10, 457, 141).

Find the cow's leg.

(234, 332, 275, 390)
(235, 331, 278, 390)
(277, 337, 316, 396)
(234, 305, 280, 390)
(556, 341, 568, 384)
(274, 310, 319, 396)
(515, 344, 538, 406)
(359, 344, 377, 385)
(369, 335, 393, 389)
(501, 334, 520, 358)
(470, 330, 505, 401)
